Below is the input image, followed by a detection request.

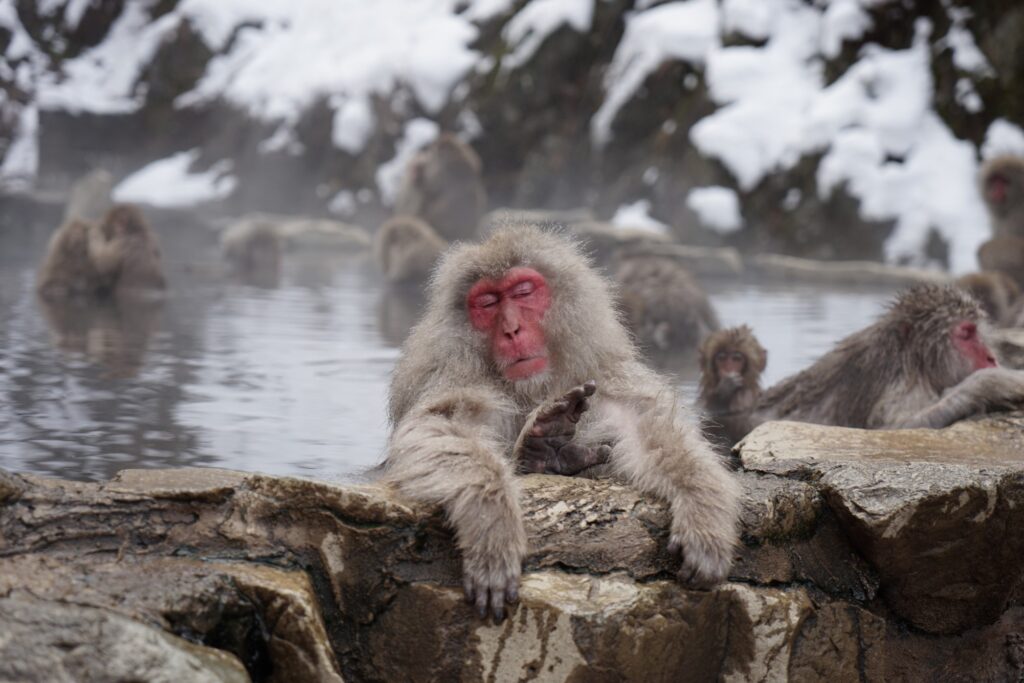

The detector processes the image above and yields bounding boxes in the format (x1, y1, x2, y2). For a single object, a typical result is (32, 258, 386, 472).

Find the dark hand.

(517, 381, 611, 475)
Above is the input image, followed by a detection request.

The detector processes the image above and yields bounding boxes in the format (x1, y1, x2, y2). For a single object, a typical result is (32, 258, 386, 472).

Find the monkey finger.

(582, 380, 597, 396)
(475, 588, 489, 619)
(667, 537, 682, 555)
(464, 577, 476, 603)
(506, 583, 519, 604)
(490, 590, 506, 622)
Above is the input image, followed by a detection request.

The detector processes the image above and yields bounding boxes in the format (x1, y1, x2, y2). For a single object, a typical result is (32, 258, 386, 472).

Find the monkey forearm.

(384, 410, 527, 619)
(897, 368, 1024, 429)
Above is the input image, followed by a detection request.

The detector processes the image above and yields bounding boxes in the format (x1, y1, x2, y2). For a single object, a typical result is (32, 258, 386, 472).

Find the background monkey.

(979, 155, 1024, 238)
(382, 225, 740, 620)
(394, 133, 488, 242)
(38, 204, 165, 299)
(977, 235, 1024, 291)
(373, 215, 447, 283)
(697, 326, 767, 451)
(614, 254, 720, 352)
(752, 285, 1024, 430)
(955, 272, 1021, 327)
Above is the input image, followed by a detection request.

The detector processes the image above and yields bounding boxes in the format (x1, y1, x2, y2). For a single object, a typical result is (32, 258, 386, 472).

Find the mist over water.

(0, 218, 891, 482)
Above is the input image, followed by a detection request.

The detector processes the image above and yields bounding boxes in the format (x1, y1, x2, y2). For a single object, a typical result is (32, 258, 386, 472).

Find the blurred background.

(1, 0, 1021, 482)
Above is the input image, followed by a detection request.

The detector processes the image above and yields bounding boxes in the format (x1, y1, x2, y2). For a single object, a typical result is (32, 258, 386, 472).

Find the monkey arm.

(895, 368, 1024, 429)
(592, 388, 741, 587)
(383, 391, 526, 621)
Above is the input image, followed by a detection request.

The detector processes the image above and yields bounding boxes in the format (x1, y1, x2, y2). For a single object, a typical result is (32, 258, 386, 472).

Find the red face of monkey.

(952, 321, 997, 371)
(467, 267, 551, 381)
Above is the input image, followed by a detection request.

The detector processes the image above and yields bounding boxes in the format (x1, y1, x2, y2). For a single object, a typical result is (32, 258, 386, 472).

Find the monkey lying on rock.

(752, 285, 1024, 430)
(381, 225, 740, 620)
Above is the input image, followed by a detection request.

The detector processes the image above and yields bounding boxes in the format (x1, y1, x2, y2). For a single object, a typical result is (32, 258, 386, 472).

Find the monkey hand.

(710, 373, 744, 402)
(667, 521, 734, 589)
(462, 530, 524, 623)
(515, 381, 610, 475)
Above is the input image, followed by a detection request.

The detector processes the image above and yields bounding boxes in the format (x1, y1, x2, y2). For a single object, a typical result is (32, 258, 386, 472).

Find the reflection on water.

(1, 218, 892, 482)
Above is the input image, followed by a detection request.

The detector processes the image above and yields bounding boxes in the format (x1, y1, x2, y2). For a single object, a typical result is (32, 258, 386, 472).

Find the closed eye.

(473, 293, 499, 308)
(510, 281, 535, 298)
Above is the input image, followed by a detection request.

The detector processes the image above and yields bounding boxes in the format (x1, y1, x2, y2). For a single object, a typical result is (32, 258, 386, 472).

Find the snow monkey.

(382, 225, 741, 621)
(38, 204, 165, 300)
(955, 272, 1021, 327)
(394, 133, 488, 242)
(978, 235, 1024, 291)
(373, 214, 447, 283)
(614, 254, 720, 352)
(980, 155, 1024, 238)
(697, 326, 768, 451)
(750, 285, 1024, 430)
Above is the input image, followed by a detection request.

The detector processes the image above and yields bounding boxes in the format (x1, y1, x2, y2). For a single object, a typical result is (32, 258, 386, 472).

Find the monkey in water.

(979, 155, 1024, 239)
(37, 204, 165, 300)
(750, 285, 1024, 430)
(373, 214, 447, 284)
(394, 133, 488, 242)
(614, 254, 720, 352)
(221, 218, 282, 286)
(382, 224, 740, 620)
(697, 326, 767, 451)
(955, 272, 1021, 328)
(977, 235, 1024, 292)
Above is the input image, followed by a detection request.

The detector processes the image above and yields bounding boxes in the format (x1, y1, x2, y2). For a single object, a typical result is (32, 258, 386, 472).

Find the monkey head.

(892, 286, 997, 389)
(698, 325, 767, 392)
(100, 204, 148, 239)
(980, 156, 1024, 218)
(467, 266, 551, 381)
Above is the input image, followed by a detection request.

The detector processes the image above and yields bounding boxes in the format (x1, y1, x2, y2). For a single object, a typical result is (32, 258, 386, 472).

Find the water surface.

(0, 217, 893, 482)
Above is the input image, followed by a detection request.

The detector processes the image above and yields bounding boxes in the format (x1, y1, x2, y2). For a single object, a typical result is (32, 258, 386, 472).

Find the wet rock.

(3, 413, 1024, 680)
(739, 414, 1024, 633)
(0, 593, 249, 683)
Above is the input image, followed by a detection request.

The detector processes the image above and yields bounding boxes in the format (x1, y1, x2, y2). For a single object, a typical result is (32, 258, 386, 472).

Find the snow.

(611, 199, 670, 235)
(375, 118, 440, 206)
(941, 5, 994, 77)
(37, 4, 179, 114)
(502, 0, 594, 70)
(113, 150, 238, 208)
(981, 119, 1024, 160)
(332, 97, 375, 155)
(686, 187, 743, 234)
(64, 0, 93, 30)
(0, 103, 38, 191)
(591, 0, 720, 147)
(177, 0, 478, 154)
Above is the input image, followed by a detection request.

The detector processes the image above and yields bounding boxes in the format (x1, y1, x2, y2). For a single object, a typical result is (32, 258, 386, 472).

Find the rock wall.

(2, 413, 1024, 681)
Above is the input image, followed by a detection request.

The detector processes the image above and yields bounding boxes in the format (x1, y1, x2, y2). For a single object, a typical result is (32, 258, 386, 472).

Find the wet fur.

(755, 285, 1024, 429)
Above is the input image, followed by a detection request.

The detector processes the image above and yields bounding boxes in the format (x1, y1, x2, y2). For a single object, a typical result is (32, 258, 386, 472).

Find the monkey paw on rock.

(462, 545, 522, 622)
(667, 526, 734, 589)
(515, 381, 611, 475)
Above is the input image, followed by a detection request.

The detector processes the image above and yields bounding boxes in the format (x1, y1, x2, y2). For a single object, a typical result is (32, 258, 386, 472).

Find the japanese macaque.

(394, 133, 488, 242)
(221, 218, 282, 285)
(980, 155, 1024, 238)
(63, 168, 114, 223)
(614, 255, 720, 351)
(955, 272, 1021, 327)
(373, 215, 447, 283)
(38, 204, 165, 300)
(382, 225, 740, 620)
(697, 326, 767, 450)
(977, 236, 1024, 290)
(750, 285, 1024, 430)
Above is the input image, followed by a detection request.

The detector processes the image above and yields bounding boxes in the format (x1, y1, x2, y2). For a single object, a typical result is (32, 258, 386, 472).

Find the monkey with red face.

(382, 224, 740, 621)
(750, 285, 1024, 430)
(697, 326, 767, 451)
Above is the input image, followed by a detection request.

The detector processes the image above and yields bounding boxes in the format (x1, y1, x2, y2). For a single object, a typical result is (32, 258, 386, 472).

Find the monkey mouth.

(503, 355, 549, 380)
